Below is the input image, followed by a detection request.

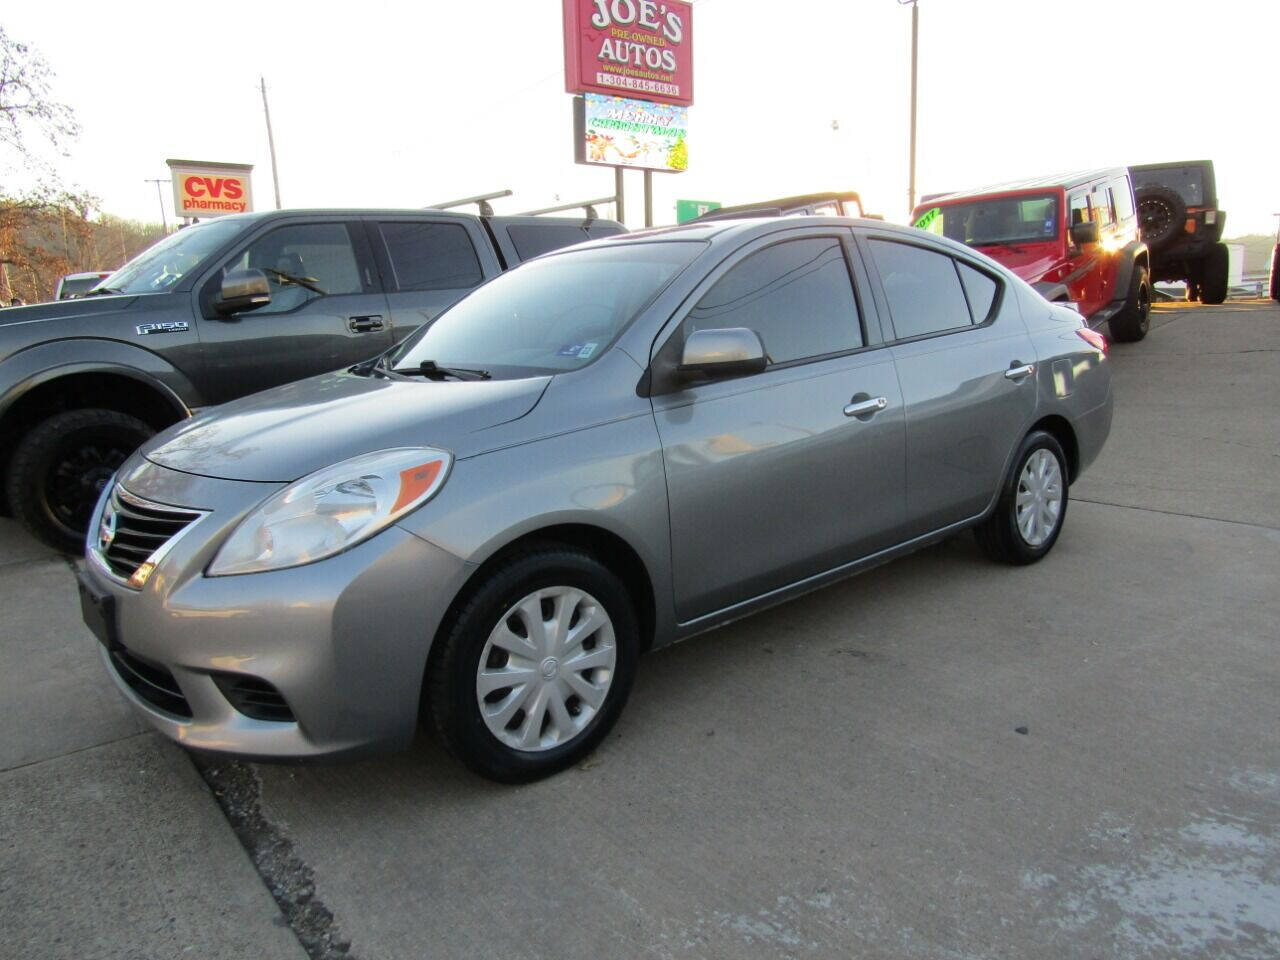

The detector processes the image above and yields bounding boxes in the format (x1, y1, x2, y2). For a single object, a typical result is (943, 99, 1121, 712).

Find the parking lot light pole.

(899, 0, 919, 214)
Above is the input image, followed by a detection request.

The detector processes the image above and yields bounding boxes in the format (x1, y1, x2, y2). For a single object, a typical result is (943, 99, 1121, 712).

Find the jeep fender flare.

(0, 339, 198, 424)
(1109, 241, 1151, 304)
(1031, 280, 1072, 303)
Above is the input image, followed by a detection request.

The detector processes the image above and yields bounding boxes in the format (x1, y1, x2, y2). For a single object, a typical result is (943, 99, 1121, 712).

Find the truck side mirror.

(215, 269, 271, 314)
(1070, 221, 1100, 246)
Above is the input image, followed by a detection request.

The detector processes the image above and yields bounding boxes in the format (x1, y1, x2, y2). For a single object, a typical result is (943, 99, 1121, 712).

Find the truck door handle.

(1004, 363, 1035, 381)
(348, 315, 384, 333)
(843, 396, 888, 418)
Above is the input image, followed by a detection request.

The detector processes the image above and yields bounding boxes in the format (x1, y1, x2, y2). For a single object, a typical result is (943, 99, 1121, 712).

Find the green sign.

(913, 207, 944, 235)
(676, 199, 720, 224)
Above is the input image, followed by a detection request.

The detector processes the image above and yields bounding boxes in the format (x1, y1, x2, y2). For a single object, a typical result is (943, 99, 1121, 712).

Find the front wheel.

(6, 409, 154, 553)
(975, 431, 1069, 565)
(428, 547, 639, 782)
(1109, 264, 1151, 343)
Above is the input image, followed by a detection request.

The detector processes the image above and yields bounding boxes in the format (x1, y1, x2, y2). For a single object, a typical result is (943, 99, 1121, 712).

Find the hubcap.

(48, 441, 134, 536)
(1015, 448, 1064, 547)
(476, 587, 616, 753)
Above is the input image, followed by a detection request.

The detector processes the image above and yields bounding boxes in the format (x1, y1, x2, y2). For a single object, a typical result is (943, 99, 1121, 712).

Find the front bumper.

(82, 457, 474, 760)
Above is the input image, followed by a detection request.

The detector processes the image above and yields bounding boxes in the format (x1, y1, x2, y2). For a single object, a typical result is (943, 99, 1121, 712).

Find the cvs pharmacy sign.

(166, 159, 254, 218)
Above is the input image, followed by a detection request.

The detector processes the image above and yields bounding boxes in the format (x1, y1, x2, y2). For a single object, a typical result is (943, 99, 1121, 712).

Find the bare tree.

(0, 26, 79, 168)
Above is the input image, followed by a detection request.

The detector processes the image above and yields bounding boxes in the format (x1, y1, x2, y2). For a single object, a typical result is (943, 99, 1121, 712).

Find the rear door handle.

(844, 396, 888, 418)
(348, 315, 384, 333)
(1004, 363, 1035, 381)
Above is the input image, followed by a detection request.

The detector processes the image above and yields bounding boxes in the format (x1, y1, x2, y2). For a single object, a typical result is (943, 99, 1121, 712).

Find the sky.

(6, 0, 1279, 237)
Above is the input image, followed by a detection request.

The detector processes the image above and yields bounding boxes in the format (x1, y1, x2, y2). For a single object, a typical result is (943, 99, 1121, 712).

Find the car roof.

(919, 167, 1130, 208)
(594, 216, 952, 249)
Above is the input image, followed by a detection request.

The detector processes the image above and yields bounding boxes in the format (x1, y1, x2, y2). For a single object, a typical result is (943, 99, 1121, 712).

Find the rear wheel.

(428, 547, 639, 782)
(976, 431, 1069, 565)
(1109, 264, 1150, 343)
(1270, 244, 1280, 302)
(6, 409, 154, 553)
(1200, 243, 1229, 305)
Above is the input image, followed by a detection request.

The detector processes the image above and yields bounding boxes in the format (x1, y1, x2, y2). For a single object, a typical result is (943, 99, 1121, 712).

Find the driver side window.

(224, 223, 363, 315)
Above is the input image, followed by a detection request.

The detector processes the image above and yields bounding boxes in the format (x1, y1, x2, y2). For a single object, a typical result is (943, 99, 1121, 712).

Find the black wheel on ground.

(1135, 185, 1186, 249)
(5, 409, 154, 553)
(1270, 244, 1280, 302)
(1109, 264, 1151, 342)
(1200, 243, 1230, 305)
(428, 546, 639, 782)
(975, 430, 1069, 566)
(1185, 280, 1200, 302)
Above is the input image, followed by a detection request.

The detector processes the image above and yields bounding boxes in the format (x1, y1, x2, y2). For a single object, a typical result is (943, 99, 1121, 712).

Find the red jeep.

(912, 168, 1151, 342)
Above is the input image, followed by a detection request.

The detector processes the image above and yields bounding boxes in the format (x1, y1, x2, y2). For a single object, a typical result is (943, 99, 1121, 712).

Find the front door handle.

(1004, 363, 1035, 381)
(844, 396, 888, 418)
(348, 315, 384, 333)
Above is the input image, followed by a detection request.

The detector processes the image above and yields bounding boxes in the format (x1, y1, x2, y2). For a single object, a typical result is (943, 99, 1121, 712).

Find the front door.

(195, 220, 391, 403)
(651, 230, 906, 623)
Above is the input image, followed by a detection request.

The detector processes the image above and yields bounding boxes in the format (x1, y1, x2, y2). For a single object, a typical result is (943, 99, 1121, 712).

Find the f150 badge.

(136, 321, 190, 335)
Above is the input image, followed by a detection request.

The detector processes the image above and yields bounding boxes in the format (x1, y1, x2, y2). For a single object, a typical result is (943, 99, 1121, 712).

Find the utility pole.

(900, 0, 920, 214)
(260, 76, 282, 209)
(144, 178, 169, 234)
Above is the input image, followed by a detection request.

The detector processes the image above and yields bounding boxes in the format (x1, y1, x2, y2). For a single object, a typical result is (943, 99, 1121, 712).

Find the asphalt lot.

(3, 299, 1278, 959)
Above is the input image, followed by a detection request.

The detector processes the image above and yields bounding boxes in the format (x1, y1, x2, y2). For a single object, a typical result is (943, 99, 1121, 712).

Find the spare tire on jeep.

(1136, 185, 1186, 249)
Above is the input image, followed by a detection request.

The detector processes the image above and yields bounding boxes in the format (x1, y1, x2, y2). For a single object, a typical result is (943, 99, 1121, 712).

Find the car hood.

(144, 370, 552, 482)
(971, 243, 1061, 284)
(0, 294, 142, 328)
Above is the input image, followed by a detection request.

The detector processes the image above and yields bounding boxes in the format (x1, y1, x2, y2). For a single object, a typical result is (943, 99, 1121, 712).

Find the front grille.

(213, 673, 296, 723)
(100, 487, 203, 582)
(109, 645, 193, 718)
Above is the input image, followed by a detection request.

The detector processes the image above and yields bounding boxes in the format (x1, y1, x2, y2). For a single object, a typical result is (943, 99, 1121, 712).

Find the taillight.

(1076, 328, 1108, 356)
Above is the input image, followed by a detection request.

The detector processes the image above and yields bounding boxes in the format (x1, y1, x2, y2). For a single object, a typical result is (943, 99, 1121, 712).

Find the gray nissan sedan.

(78, 218, 1112, 782)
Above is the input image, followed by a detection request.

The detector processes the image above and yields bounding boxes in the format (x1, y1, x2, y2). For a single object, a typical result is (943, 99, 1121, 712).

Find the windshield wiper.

(262, 267, 325, 296)
(394, 360, 491, 381)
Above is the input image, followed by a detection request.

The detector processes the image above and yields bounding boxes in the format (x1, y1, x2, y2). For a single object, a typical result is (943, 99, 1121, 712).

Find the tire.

(1185, 280, 1200, 303)
(1200, 242, 1229, 305)
(1270, 244, 1280, 302)
(6, 409, 154, 554)
(1108, 264, 1151, 342)
(428, 546, 639, 782)
(1135, 185, 1186, 249)
(975, 431, 1069, 566)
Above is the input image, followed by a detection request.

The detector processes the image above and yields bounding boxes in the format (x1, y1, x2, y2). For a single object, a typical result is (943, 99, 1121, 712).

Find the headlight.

(208, 448, 451, 576)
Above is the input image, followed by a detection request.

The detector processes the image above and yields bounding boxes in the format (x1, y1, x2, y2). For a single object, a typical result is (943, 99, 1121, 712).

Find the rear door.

(859, 231, 1036, 537)
(364, 215, 499, 343)
(651, 227, 906, 623)
(194, 218, 391, 403)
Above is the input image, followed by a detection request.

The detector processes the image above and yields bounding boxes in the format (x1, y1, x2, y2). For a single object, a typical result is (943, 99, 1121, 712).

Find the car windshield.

(99, 219, 247, 294)
(934, 194, 1059, 247)
(1131, 166, 1207, 206)
(390, 241, 702, 379)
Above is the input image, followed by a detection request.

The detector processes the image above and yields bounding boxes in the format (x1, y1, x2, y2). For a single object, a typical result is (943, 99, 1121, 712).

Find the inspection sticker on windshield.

(557, 341, 598, 359)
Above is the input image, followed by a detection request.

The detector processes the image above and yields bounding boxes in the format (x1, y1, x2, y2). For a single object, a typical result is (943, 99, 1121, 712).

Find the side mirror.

(1070, 221, 1100, 246)
(678, 327, 768, 380)
(215, 269, 271, 314)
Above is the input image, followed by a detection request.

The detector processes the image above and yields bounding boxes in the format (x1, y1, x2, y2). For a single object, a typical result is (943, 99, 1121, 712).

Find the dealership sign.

(563, 0, 694, 107)
(575, 94, 687, 172)
(166, 159, 254, 218)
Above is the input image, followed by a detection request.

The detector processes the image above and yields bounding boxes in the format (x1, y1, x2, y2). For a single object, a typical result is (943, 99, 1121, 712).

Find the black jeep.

(1130, 160, 1228, 303)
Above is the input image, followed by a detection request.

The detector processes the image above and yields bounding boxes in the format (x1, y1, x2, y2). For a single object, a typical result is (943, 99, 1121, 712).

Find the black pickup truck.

(0, 208, 624, 550)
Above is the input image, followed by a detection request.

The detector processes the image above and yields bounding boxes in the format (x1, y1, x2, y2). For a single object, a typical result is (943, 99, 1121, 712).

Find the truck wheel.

(6, 409, 154, 553)
(1270, 244, 1280, 302)
(1200, 243, 1230, 305)
(1135, 185, 1185, 249)
(1109, 265, 1151, 342)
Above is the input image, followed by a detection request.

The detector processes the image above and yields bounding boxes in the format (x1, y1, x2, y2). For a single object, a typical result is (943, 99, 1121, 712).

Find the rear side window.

(956, 262, 998, 323)
(869, 239, 972, 339)
(683, 237, 862, 364)
(508, 224, 589, 260)
(378, 221, 482, 291)
(1112, 178, 1135, 220)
